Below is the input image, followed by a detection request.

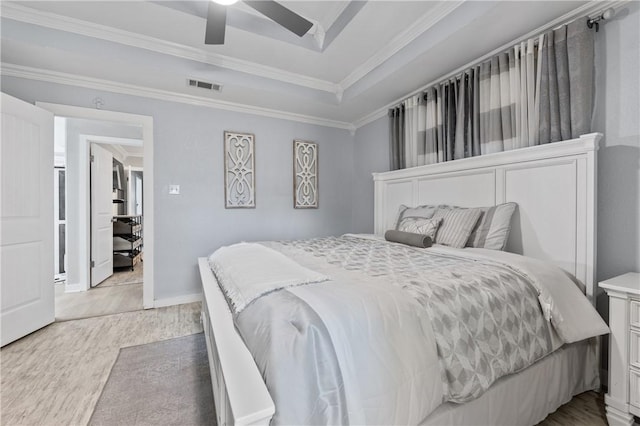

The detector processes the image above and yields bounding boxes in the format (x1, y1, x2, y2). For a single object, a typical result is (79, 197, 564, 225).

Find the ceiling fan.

(205, 0, 314, 45)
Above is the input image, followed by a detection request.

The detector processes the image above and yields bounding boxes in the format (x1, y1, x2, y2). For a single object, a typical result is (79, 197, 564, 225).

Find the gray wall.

(590, 1, 640, 353)
(351, 116, 390, 233)
(1, 77, 354, 301)
(592, 1, 640, 284)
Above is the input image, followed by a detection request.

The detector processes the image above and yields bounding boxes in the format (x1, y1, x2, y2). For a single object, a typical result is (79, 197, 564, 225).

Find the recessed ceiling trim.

(226, 6, 321, 51)
(1, 63, 355, 131)
(1, 3, 339, 95)
(153, 1, 327, 52)
(339, 0, 466, 91)
(320, 0, 368, 52)
(319, 1, 353, 32)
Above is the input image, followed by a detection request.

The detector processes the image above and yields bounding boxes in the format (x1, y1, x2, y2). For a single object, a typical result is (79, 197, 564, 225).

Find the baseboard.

(153, 293, 203, 308)
(64, 282, 86, 293)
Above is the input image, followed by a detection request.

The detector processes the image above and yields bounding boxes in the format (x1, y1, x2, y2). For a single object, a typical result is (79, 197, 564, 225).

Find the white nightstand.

(600, 272, 640, 426)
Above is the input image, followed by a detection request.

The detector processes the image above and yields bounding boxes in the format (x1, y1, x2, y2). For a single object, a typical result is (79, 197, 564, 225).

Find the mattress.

(208, 234, 608, 425)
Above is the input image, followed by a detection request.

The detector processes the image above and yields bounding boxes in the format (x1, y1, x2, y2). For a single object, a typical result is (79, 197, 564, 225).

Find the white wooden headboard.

(373, 133, 601, 303)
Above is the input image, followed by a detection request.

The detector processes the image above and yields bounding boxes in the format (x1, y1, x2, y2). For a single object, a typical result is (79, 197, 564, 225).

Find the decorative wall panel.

(293, 140, 318, 209)
(224, 131, 255, 208)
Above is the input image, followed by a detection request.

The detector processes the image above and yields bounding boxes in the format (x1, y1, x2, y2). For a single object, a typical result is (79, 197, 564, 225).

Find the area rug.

(89, 333, 216, 425)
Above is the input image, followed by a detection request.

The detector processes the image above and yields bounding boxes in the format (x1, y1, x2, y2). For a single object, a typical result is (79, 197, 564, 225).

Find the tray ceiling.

(1, 1, 592, 128)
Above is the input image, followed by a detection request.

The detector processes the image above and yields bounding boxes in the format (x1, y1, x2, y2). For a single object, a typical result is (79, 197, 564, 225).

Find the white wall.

(0, 77, 355, 301)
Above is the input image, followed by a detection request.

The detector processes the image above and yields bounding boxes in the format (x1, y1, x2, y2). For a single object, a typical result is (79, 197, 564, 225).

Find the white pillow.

(397, 217, 442, 239)
(431, 208, 482, 248)
(466, 202, 518, 250)
(394, 204, 438, 229)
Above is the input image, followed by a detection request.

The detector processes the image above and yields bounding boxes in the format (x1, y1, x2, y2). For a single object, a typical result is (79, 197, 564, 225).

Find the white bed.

(199, 132, 603, 425)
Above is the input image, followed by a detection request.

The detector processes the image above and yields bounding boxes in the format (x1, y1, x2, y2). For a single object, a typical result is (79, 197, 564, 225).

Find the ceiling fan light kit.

(205, 0, 313, 45)
(212, 0, 238, 6)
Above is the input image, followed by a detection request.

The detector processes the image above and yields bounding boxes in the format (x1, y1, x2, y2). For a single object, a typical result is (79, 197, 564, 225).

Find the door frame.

(36, 102, 154, 309)
(87, 136, 142, 288)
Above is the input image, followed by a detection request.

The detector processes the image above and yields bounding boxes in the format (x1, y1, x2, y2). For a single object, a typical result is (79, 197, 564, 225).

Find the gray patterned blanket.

(276, 235, 554, 403)
(225, 234, 607, 424)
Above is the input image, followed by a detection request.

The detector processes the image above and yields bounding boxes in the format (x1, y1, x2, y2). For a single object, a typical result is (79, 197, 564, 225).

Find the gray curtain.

(539, 19, 594, 143)
(389, 106, 405, 170)
(390, 17, 594, 169)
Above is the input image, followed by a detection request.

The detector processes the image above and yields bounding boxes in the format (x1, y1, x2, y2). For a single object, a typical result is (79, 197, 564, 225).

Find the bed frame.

(199, 132, 601, 425)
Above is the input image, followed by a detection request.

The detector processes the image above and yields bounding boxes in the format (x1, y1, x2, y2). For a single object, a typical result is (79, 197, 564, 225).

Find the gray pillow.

(466, 202, 517, 250)
(432, 207, 483, 248)
(394, 204, 438, 229)
(385, 230, 433, 248)
(397, 216, 442, 239)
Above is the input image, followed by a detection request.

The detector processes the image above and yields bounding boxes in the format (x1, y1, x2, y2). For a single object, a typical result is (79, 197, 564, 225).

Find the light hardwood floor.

(1, 301, 609, 426)
(96, 262, 143, 288)
(55, 263, 144, 321)
(1, 303, 202, 426)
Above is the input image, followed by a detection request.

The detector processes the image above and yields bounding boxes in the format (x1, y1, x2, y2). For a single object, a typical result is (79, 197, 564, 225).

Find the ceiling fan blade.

(244, 0, 313, 37)
(205, 2, 227, 45)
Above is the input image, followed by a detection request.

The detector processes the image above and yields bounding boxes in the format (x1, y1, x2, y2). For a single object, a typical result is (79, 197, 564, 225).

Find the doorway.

(53, 122, 147, 320)
(37, 103, 155, 317)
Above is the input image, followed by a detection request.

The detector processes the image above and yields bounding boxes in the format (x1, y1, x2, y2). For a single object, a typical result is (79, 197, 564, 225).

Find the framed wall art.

(293, 140, 318, 209)
(224, 131, 255, 208)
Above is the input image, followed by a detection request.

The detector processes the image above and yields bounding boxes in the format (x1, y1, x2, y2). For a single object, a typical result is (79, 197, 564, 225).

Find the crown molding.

(1, 1, 466, 103)
(339, 0, 466, 91)
(1, 3, 339, 95)
(352, 108, 388, 131)
(1, 63, 355, 131)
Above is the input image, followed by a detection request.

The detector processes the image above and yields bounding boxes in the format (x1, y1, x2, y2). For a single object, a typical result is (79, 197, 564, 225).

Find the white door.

(90, 143, 113, 286)
(135, 174, 142, 215)
(1, 93, 54, 346)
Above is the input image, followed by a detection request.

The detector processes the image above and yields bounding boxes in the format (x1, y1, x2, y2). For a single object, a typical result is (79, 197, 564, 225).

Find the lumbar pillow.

(394, 204, 438, 229)
(397, 216, 442, 239)
(384, 230, 433, 248)
(431, 208, 482, 248)
(466, 202, 518, 250)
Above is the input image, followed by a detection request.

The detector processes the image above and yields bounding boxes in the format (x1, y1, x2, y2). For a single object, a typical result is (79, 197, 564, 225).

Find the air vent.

(187, 78, 222, 92)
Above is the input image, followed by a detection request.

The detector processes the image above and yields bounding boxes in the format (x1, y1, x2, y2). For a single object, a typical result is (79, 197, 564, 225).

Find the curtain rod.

(388, 0, 628, 111)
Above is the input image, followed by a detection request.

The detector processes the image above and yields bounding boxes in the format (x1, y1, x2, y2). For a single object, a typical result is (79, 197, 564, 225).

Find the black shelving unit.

(113, 215, 143, 270)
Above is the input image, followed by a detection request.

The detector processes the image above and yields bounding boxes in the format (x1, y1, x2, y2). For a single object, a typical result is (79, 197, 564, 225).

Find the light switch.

(169, 185, 180, 195)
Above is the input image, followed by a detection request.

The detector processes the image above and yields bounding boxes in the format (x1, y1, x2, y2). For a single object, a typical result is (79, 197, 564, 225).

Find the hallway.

(55, 263, 143, 321)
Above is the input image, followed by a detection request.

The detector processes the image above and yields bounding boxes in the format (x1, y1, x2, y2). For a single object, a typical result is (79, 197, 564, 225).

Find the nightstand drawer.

(631, 368, 640, 409)
(632, 330, 640, 369)
(632, 300, 640, 329)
